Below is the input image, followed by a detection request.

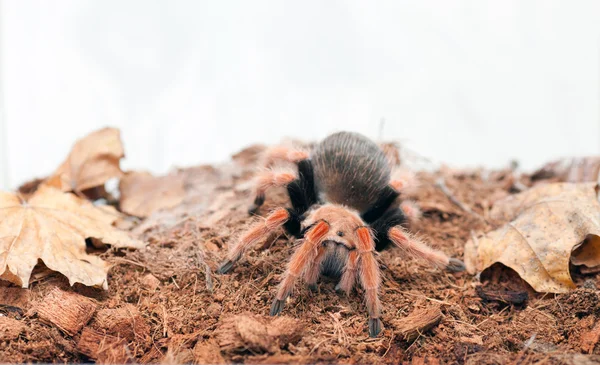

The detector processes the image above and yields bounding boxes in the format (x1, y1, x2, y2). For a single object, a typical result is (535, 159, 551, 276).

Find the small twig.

(435, 177, 488, 223)
(112, 257, 148, 268)
(162, 305, 168, 337)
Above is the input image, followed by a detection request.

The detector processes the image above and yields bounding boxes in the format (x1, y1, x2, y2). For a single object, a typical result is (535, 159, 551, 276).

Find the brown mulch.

(2, 146, 600, 364)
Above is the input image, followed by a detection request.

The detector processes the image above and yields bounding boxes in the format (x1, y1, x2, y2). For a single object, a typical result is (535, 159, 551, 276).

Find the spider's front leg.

(335, 250, 358, 295)
(355, 227, 383, 337)
(217, 207, 297, 274)
(270, 221, 330, 316)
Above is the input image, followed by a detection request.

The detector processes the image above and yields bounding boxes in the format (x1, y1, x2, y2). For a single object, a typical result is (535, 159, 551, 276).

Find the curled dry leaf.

(50, 127, 124, 192)
(119, 171, 185, 218)
(471, 183, 600, 293)
(0, 185, 144, 289)
(532, 157, 600, 183)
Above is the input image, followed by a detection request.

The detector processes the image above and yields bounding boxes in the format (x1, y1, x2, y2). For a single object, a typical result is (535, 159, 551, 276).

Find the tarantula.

(218, 131, 464, 337)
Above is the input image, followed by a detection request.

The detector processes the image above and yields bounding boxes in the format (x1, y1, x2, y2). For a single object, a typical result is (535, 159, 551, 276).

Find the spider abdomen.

(312, 132, 391, 213)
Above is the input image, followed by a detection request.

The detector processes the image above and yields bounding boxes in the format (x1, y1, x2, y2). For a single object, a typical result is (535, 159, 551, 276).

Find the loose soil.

(2, 145, 600, 364)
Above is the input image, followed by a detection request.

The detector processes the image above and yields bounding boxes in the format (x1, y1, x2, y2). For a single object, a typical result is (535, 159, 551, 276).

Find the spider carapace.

(218, 131, 464, 337)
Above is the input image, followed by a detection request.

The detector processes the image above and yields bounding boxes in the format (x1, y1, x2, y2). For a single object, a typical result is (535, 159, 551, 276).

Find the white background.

(1, 1, 600, 189)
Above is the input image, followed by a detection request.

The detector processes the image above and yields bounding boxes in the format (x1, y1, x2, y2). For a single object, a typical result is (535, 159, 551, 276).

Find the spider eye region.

(337, 231, 344, 237)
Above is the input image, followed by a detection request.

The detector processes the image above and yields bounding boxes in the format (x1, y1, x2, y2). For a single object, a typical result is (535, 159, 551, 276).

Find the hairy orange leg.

(270, 221, 330, 315)
(249, 170, 297, 214)
(356, 227, 383, 337)
(335, 250, 359, 295)
(388, 227, 465, 272)
(217, 208, 290, 274)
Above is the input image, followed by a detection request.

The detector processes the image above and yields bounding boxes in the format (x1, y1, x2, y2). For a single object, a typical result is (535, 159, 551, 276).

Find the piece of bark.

(0, 316, 25, 340)
(36, 288, 97, 336)
(93, 304, 150, 343)
(141, 273, 161, 291)
(581, 320, 600, 354)
(476, 286, 528, 305)
(217, 314, 303, 353)
(392, 306, 443, 341)
(0, 287, 31, 309)
(77, 327, 131, 364)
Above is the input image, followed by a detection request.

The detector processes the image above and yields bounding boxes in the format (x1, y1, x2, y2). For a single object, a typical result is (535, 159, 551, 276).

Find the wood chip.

(36, 288, 97, 336)
(392, 306, 443, 341)
(93, 304, 150, 343)
(140, 273, 161, 291)
(217, 314, 304, 353)
(476, 286, 528, 305)
(77, 327, 131, 364)
(581, 320, 600, 353)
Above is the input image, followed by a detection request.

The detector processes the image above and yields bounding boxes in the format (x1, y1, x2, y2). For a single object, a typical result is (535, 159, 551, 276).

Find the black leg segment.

(370, 208, 408, 251)
(361, 186, 399, 224)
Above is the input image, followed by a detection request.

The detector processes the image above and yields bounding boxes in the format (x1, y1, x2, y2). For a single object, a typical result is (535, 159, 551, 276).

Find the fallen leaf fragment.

(474, 183, 600, 293)
(119, 171, 185, 218)
(0, 185, 144, 289)
(50, 127, 124, 193)
(532, 157, 600, 183)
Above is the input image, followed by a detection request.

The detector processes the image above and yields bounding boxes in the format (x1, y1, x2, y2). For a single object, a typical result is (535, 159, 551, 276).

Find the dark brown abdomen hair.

(311, 131, 391, 213)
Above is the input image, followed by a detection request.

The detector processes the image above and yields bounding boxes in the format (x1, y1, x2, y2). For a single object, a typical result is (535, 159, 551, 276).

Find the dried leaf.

(532, 157, 600, 183)
(475, 183, 600, 293)
(0, 185, 144, 289)
(50, 127, 124, 192)
(119, 171, 185, 218)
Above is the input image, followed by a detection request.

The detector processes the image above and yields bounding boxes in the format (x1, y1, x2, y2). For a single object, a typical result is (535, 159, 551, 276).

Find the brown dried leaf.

(0, 185, 144, 289)
(50, 127, 124, 192)
(532, 157, 600, 183)
(475, 183, 600, 293)
(119, 171, 185, 218)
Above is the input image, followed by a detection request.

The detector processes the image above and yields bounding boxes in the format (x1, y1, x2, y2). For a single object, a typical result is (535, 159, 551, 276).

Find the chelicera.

(218, 131, 464, 337)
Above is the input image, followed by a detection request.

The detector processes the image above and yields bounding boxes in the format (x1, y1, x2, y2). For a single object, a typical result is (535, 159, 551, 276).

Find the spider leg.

(335, 250, 359, 295)
(217, 208, 291, 274)
(249, 159, 318, 216)
(249, 169, 297, 214)
(399, 200, 422, 223)
(388, 225, 465, 272)
(304, 249, 327, 292)
(355, 226, 383, 337)
(263, 145, 310, 167)
(270, 221, 330, 316)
